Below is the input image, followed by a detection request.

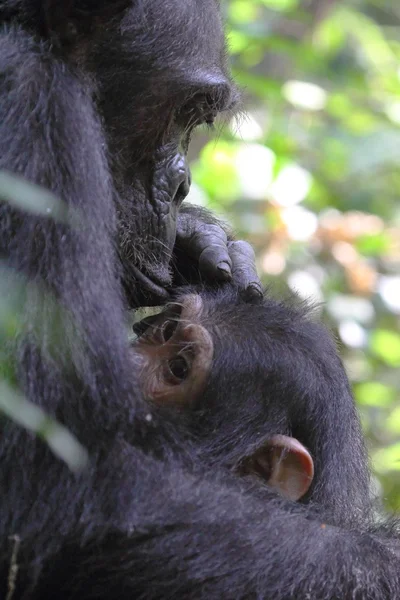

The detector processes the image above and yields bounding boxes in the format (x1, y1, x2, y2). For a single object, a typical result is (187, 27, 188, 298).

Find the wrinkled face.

(87, 0, 237, 300)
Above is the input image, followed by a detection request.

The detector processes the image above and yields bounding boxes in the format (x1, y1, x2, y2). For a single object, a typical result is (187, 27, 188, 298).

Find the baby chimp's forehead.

(171, 286, 327, 357)
(184, 287, 335, 367)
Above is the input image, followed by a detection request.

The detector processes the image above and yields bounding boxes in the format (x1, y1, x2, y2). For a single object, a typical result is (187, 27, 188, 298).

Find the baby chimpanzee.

(133, 286, 370, 526)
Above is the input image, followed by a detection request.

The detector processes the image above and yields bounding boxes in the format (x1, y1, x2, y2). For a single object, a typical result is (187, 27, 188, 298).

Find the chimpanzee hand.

(174, 205, 262, 297)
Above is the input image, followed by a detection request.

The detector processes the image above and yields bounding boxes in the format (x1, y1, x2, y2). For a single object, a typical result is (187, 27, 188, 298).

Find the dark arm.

(0, 28, 141, 438)
(37, 455, 400, 600)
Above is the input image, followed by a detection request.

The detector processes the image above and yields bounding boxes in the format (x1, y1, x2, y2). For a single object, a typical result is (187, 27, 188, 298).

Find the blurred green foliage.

(189, 0, 400, 509)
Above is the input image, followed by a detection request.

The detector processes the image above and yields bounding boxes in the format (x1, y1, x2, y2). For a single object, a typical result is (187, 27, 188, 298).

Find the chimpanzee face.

(84, 0, 237, 297)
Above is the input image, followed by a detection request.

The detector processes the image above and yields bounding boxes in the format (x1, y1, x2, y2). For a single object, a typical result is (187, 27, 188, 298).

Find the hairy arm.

(0, 28, 140, 437)
(37, 454, 400, 600)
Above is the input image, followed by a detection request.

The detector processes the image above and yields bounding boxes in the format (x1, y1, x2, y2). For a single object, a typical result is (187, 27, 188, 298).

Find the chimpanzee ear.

(237, 435, 314, 501)
(266, 435, 314, 501)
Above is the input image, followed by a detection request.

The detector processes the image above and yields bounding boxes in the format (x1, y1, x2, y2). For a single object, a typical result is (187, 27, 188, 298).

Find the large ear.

(266, 435, 314, 501)
(239, 435, 314, 502)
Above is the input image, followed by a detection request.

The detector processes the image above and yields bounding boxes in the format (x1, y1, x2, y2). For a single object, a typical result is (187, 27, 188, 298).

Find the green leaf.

(192, 141, 240, 203)
(229, 0, 259, 23)
(355, 233, 390, 257)
(369, 330, 400, 367)
(386, 407, 400, 435)
(373, 443, 400, 473)
(314, 15, 346, 55)
(355, 381, 396, 407)
(259, 0, 298, 12)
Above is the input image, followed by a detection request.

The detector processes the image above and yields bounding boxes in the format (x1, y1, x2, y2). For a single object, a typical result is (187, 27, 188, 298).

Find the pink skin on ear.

(267, 435, 314, 502)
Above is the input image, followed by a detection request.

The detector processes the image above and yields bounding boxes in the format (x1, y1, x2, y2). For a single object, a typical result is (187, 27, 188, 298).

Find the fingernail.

(248, 283, 263, 297)
(217, 262, 232, 279)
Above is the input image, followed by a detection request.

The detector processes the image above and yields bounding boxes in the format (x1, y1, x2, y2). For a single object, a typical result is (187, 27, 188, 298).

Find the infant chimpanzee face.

(132, 288, 315, 502)
(133, 294, 213, 406)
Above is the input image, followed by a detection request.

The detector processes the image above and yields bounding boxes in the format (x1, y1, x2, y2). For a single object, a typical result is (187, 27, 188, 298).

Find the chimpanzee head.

(87, 0, 237, 298)
(132, 286, 326, 502)
(0, 0, 237, 300)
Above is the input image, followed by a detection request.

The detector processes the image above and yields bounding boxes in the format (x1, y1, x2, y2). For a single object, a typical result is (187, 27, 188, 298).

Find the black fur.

(0, 2, 399, 599)
(165, 286, 370, 527)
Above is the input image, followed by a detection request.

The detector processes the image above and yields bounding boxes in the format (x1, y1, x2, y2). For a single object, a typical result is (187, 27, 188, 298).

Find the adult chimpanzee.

(0, 2, 400, 600)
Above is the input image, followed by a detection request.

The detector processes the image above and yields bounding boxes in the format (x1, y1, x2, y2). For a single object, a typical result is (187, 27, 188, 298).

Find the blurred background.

(187, 0, 400, 509)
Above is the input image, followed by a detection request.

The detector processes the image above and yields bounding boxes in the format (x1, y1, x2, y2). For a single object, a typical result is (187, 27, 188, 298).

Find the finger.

(228, 240, 262, 297)
(198, 245, 232, 281)
(189, 224, 232, 281)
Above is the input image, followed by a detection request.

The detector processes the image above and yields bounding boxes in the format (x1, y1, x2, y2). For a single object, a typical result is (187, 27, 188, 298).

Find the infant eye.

(161, 320, 178, 342)
(167, 355, 189, 382)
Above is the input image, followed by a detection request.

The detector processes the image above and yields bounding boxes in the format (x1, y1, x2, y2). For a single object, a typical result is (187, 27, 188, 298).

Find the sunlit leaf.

(259, 0, 298, 12)
(192, 141, 240, 204)
(354, 381, 396, 407)
(229, 0, 259, 23)
(370, 330, 400, 367)
(373, 443, 400, 473)
(355, 232, 390, 257)
(314, 15, 346, 55)
(283, 81, 327, 111)
(386, 407, 400, 435)
(228, 30, 249, 54)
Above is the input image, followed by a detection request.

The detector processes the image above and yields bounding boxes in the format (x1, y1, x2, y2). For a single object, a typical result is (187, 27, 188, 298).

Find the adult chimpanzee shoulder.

(0, 2, 400, 599)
